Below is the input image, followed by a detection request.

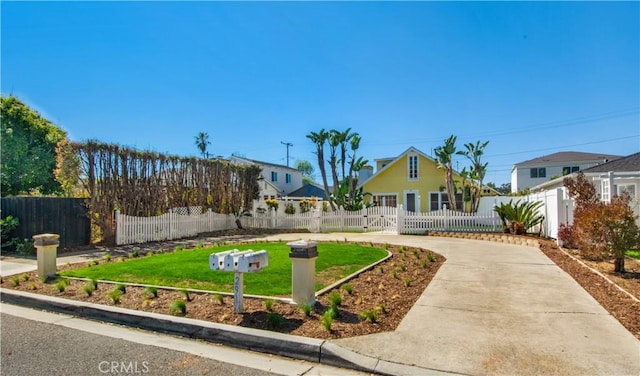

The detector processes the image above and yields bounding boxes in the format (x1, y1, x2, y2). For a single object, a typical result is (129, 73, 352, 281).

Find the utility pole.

(281, 141, 293, 167)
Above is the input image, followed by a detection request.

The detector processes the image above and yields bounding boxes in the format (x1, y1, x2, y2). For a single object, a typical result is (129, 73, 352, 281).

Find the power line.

(485, 134, 638, 158)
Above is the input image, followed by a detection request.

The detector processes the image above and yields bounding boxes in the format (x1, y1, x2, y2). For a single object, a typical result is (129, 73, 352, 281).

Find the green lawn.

(61, 242, 387, 296)
(626, 250, 640, 260)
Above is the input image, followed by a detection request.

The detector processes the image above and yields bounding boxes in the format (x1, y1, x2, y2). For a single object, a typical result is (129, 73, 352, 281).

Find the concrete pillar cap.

(32, 233, 60, 246)
(286, 240, 317, 248)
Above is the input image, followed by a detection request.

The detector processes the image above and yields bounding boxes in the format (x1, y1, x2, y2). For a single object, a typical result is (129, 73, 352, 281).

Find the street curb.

(0, 288, 434, 375)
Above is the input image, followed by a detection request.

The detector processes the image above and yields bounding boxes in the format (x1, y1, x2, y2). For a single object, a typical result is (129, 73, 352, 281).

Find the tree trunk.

(614, 256, 625, 273)
(235, 218, 243, 229)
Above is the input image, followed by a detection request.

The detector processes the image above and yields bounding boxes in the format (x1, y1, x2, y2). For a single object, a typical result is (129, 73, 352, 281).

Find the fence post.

(270, 208, 276, 229)
(115, 210, 121, 245)
(363, 206, 368, 233)
(443, 204, 449, 231)
(397, 205, 404, 234)
(168, 209, 174, 240)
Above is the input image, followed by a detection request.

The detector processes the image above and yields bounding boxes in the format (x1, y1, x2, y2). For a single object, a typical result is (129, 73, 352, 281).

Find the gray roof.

(581, 152, 640, 173)
(286, 183, 329, 200)
(514, 151, 622, 167)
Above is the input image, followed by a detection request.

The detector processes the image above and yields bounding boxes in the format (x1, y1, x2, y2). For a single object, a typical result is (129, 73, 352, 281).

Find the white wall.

(512, 160, 608, 193)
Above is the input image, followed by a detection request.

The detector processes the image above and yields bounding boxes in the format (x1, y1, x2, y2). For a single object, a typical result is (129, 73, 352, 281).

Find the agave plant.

(494, 200, 545, 235)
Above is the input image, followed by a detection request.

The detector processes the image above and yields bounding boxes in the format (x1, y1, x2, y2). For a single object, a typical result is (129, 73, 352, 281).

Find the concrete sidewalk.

(2, 233, 639, 375)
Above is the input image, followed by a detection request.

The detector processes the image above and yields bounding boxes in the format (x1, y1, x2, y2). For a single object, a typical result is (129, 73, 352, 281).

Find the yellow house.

(359, 146, 465, 212)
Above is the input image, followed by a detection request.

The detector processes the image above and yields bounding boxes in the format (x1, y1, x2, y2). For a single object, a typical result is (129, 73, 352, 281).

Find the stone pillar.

(287, 240, 318, 305)
(32, 233, 60, 278)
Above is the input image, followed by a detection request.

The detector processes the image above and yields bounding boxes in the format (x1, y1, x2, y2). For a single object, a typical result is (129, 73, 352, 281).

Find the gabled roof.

(359, 146, 458, 187)
(286, 183, 329, 200)
(581, 152, 640, 173)
(513, 151, 622, 168)
(229, 156, 298, 172)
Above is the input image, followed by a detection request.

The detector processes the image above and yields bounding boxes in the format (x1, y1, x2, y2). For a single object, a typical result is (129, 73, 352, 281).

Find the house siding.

(512, 160, 609, 193)
(363, 153, 462, 212)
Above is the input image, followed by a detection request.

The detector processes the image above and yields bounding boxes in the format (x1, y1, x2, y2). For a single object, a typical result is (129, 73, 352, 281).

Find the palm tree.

(194, 132, 210, 158)
(435, 135, 458, 211)
(458, 140, 489, 212)
(306, 129, 334, 210)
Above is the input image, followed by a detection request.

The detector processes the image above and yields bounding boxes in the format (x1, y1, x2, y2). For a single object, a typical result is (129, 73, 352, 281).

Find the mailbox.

(209, 249, 238, 271)
(237, 250, 268, 273)
(223, 250, 255, 271)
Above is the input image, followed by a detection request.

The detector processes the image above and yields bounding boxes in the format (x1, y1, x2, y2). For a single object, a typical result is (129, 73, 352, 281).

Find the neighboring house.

(252, 178, 282, 212)
(229, 156, 303, 196)
(480, 185, 501, 196)
(511, 151, 621, 193)
(286, 182, 330, 200)
(531, 152, 640, 223)
(359, 146, 464, 212)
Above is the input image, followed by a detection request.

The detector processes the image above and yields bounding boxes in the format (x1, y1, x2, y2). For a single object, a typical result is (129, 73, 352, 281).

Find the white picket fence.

(115, 209, 237, 245)
(115, 205, 502, 245)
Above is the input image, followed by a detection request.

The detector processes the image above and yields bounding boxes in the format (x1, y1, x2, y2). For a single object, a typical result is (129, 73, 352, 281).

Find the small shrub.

(375, 303, 388, 314)
(427, 252, 436, 262)
(27, 282, 38, 290)
(91, 259, 100, 266)
(321, 311, 333, 332)
(403, 278, 412, 287)
(399, 264, 406, 272)
(118, 256, 125, 262)
(212, 293, 224, 305)
(384, 243, 390, 249)
(195, 242, 204, 249)
(328, 292, 342, 307)
(378, 266, 384, 274)
(355, 295, 364, 305)
(39, 275, 48, 283)
(11, 276, 20, 286)
(108, 289, 123, 304)
(132, 250, 139, 258)
(54, 280, 67, 292)
(16, 238, 35, 256)
(90, 279, 99, 289)
(421, 260, 428, 269)
(264, 298, 275, 312)
(115, 284, 126, 294)
(341, 284, 353, 295)
(144, 286, 158, 298)
(170, 299, 187, 315)
(412, 249, 420, 258)
(20, 273, 30, 282)
(147, 251, 154, 256)
(326, 306, 340, 319)
(174, 244, 185, 252)
(104, 253, 111, 261)
(400, 246, 406, 253)
(299, 303, 313, 317)
(180, 288, 191, 301)
(392, 270, 399, 279)
(266, 312, 284, 329)
(358, 310, 378, 323)
(82, 283, 95, 297)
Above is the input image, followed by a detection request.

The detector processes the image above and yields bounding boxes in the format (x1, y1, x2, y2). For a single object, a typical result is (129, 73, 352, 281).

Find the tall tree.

(458, 140, 489, 212)
(434, 135, 459, 211)
(306, 129, 334, 209)
(294, 160, 315, 185)
(1, 95, 67, 196)
(194, 132, 210, 158)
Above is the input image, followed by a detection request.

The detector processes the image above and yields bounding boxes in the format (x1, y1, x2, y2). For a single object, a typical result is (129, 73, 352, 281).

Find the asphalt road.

(0, 305, 366, 376)
(1, 313, 278, 376)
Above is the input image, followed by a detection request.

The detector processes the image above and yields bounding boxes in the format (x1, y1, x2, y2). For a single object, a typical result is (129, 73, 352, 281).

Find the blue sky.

(2, 1, 638, 185)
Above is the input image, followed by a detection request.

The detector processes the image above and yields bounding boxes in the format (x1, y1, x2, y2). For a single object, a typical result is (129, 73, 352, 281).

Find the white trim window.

(429, 191, 463, 211)
(617, 183, 636, 199)
(372, 194, 398, 207)
(601, 180, 610, 201)
(408, 154, 418, 180)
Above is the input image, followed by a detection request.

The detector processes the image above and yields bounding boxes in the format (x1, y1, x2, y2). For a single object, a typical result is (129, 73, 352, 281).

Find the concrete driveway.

(259, 233, 640, 375)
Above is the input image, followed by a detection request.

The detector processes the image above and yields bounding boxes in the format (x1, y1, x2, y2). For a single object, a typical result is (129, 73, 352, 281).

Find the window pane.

(430, 193, 439, 211)
(530, 168, 538, 178)
(571, 166, 580, 172)
(562, 167, 570, 176)
(538, 168, 546, 178)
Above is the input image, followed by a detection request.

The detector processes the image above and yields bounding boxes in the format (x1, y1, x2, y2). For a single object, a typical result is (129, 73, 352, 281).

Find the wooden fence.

(1, 197, 91, 250)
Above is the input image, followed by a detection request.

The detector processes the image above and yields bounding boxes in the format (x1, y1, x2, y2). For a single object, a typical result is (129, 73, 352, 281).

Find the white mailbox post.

(209, 249, 269, 313)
